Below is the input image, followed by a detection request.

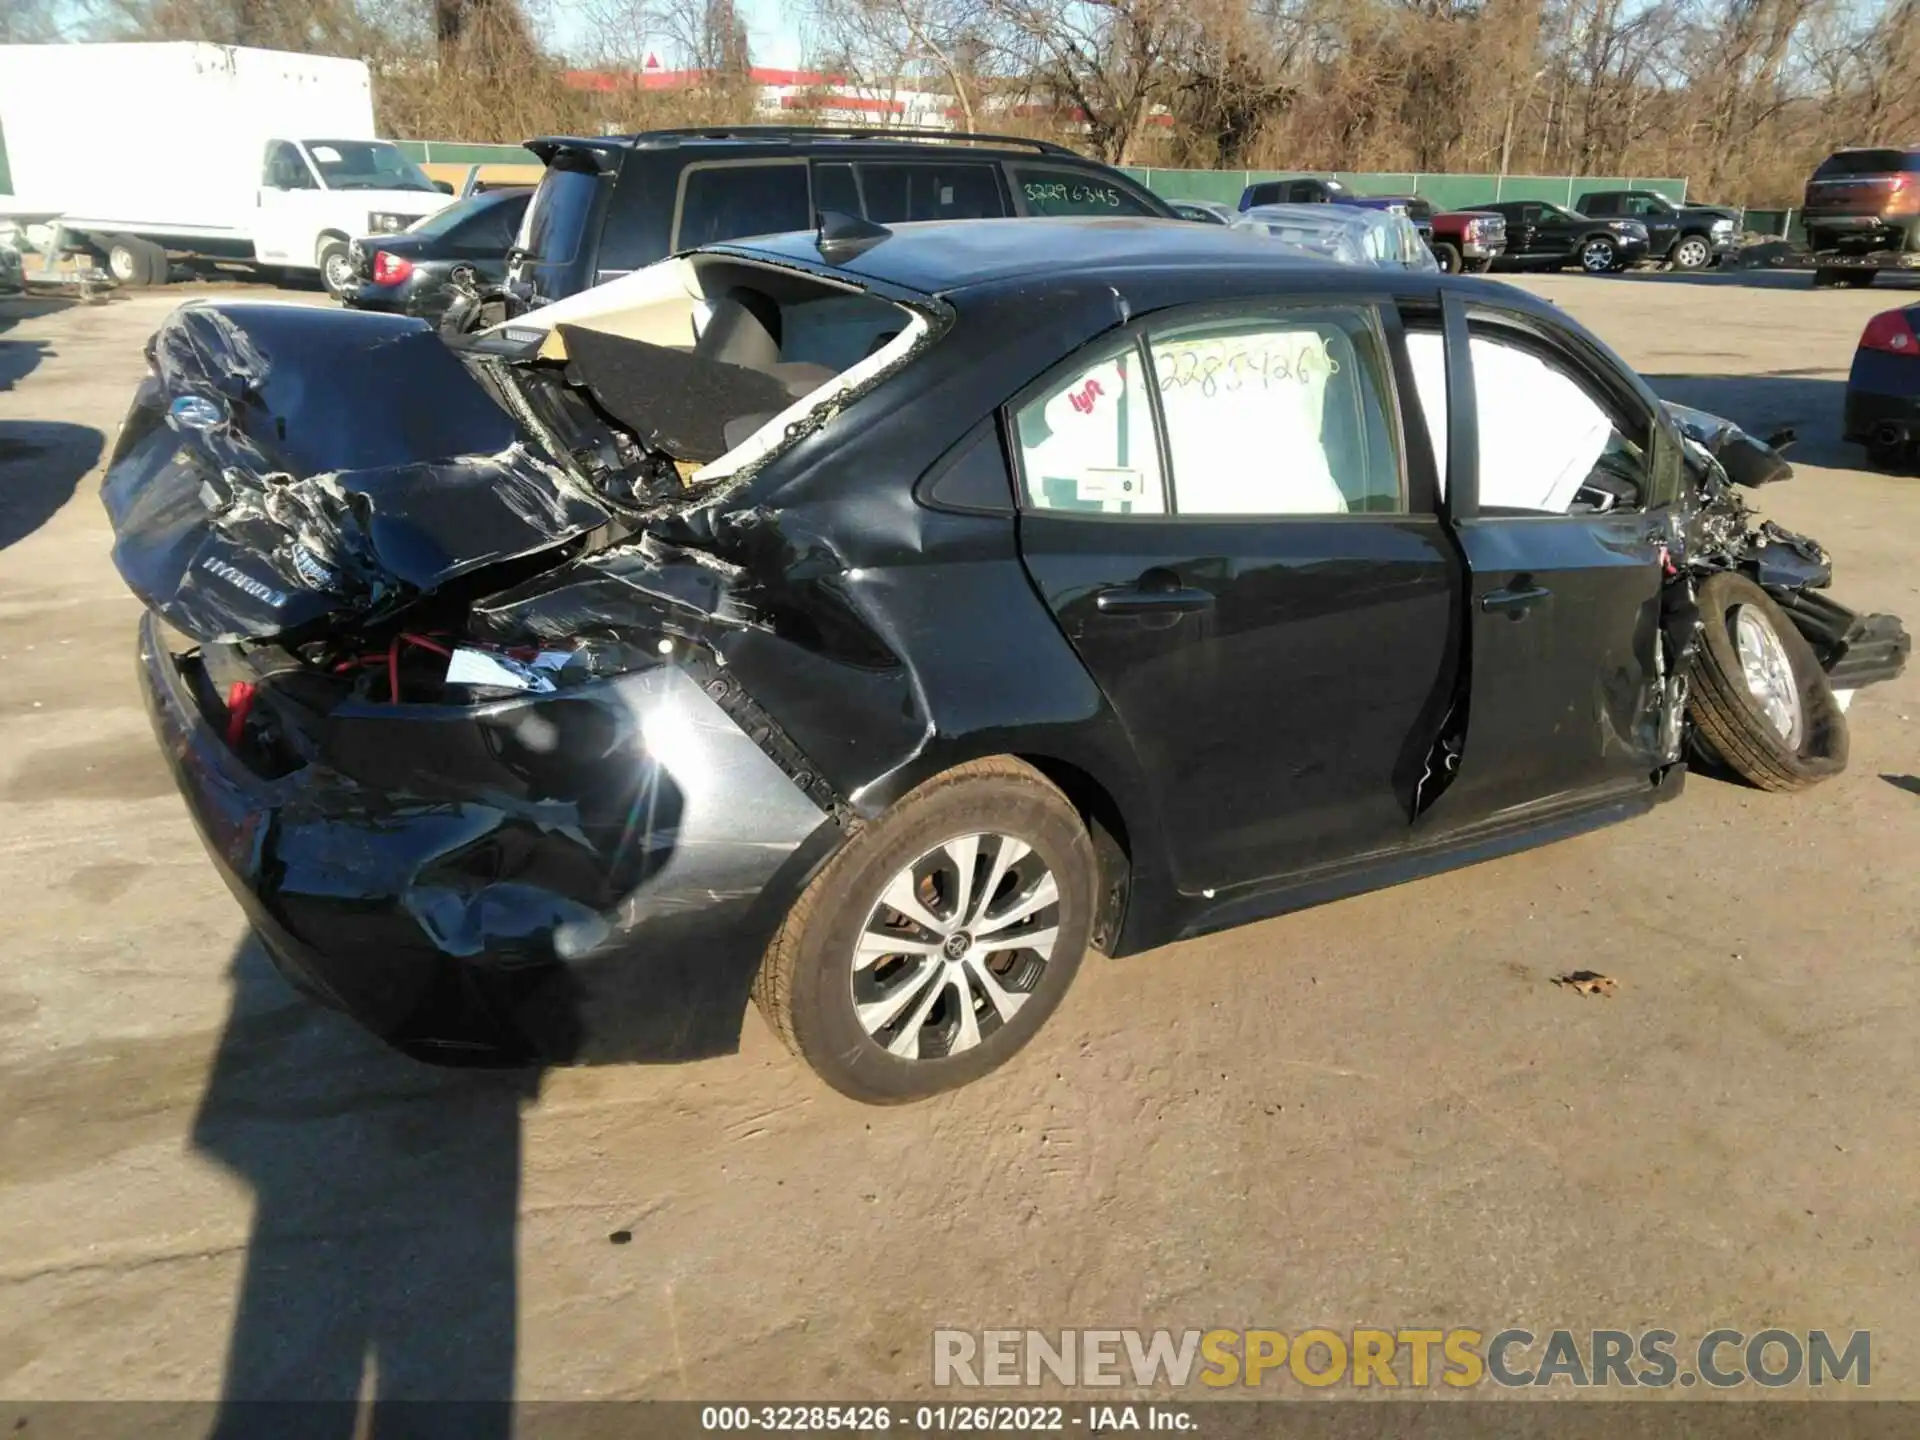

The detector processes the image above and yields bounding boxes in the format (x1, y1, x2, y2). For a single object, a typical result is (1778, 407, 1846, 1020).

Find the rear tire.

(1687, 572, 1847, 792)
(753, 757, 1096, 1104)
(1812, 267, 1846, 288)
(1843, 270, 1877, 288)
(105, 235, 166, 287)
(1433, 241, 1462, 274)
(318, 239, 356, 299)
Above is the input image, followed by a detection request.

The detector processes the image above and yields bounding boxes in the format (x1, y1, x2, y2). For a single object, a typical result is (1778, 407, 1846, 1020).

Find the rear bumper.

(137, 612, 838, 1066)
(1843, 351, 1920, 442)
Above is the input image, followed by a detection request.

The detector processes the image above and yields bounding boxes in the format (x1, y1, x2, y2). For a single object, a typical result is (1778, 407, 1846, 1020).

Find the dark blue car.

(1845, 304, 1920, 467)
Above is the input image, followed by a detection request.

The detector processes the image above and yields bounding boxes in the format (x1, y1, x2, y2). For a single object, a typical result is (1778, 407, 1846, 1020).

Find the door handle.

(1095, 584, 1215, 617)
(1481, 582, 1551, 615)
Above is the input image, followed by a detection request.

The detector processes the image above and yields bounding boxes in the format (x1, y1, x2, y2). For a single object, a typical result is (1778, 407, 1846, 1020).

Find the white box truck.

(0, 42, 452, 292)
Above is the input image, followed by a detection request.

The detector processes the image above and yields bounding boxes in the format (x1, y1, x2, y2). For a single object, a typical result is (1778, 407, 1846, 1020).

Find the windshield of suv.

(302, 140, 437, 193)
(1814, 150, 1920, 178)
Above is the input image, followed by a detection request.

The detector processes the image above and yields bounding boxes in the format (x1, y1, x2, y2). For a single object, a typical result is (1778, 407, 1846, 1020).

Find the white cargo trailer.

(0, 42, 452, 291)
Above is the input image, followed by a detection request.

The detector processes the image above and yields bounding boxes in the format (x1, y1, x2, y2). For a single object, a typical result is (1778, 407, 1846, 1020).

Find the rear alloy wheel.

(1433, 241, 1462, 274)
(1671, 235, 1713, 271)
(754, 757, 1095, 1103)
(1687, 572, 1848, 792)
(1579, 236, 1617, 273)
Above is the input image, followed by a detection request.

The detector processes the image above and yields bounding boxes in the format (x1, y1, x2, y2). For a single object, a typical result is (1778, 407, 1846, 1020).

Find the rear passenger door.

(1011, 299, 1460, 895)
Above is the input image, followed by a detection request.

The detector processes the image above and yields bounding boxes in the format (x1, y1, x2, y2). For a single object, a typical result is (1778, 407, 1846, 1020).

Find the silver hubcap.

(1677, 239, 1709, 268)
(109, 247, 137, 280)
(325, 254, 354, 291)
(1583, 241, 1613, 271)
(850, 832, 1060, 1061)
(1733, 605, 1803, 747)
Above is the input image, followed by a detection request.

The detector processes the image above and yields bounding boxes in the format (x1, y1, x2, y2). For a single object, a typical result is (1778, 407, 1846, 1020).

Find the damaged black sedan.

(105, 219, 1908, 1102)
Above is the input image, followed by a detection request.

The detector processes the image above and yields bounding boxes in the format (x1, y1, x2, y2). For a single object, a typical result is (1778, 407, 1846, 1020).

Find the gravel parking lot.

(1, 268, 1916, 1406)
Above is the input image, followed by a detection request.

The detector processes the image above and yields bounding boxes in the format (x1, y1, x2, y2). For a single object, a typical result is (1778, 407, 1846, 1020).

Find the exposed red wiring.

(388, 635, 402, 704)
(225, 682, 256, 750)
(400, 632, 452, 658)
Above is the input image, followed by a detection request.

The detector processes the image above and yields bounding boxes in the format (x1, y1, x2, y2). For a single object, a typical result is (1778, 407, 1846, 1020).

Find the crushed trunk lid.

(101, 302, 618, 644)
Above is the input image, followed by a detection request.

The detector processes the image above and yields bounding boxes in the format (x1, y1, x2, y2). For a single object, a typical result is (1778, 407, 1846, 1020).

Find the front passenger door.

(1012, 301, 1460, 895)
(1406, 298, 1680, 828)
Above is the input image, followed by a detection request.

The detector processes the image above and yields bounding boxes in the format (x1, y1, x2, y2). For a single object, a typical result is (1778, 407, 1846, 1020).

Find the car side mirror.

(435, 180, 455, 195)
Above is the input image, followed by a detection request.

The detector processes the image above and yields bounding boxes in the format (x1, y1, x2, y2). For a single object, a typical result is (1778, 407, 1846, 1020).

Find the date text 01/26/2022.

(699, 1404, 1195, 1431)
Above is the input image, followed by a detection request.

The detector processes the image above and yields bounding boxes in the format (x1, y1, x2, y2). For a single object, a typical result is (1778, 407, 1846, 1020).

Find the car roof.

(723, 216, 1339, 293)
(525, 127, 1093, 164)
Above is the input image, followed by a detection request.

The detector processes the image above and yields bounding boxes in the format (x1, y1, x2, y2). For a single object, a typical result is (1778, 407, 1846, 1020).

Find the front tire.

(1432, 241, 1462, 274)
(1670, 234, 1713, 271)
(1687, 573, 1847, 792)
(1579, 236, 1617, 273)
(754, 757, 1096, 1103)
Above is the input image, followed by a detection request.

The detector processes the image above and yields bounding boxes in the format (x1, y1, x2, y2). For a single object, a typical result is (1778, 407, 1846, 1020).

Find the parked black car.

(1575, 189, 1739, 270)
(106, 218, 1905, 1102)
(1473, 200, 1651, 272)
(493, 124, 1175, 315)
(344, 188, 530, 321)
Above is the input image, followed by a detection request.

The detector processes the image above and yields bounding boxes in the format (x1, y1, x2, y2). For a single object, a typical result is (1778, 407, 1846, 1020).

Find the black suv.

(1574, 189, 1739, 270)
(502, 125, 1175, 309)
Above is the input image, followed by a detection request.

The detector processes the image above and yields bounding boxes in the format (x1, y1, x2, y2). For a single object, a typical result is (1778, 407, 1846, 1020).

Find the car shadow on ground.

(1883, 773, 1920, 798)
(1643, 372, 1857, 470)
(193, 939, 535, 1439)
(1584, 261, 1920, 292)
(0, 421, 106, 550)
(0, 296, 75, 393)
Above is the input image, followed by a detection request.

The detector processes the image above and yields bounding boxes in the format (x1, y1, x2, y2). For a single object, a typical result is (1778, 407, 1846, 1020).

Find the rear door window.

(675, 163, 812, 248)
(1011, 306, 1405, 517)
(1010, 165, 1158, 217)
(858, 162, 1005, 222)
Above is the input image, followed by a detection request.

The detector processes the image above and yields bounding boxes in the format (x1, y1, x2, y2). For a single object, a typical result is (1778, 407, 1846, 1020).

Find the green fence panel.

(394, 140, 539, 165)
(1138, 167, 1249, 204)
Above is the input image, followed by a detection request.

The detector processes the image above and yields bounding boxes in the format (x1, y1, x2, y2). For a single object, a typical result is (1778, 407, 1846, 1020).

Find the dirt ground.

(1, 267, 1916, 1407)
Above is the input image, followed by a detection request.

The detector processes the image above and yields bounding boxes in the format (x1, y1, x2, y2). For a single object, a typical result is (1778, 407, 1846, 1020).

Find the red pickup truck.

(1426, 208, 1508, 273)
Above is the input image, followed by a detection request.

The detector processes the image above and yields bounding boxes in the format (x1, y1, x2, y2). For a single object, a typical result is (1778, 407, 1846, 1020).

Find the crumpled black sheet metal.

(101, 302, 614, 644)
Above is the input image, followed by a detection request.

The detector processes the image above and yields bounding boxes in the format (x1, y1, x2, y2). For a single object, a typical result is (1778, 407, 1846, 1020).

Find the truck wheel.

(1812, 268, 1846, 288)
(1432, 241, 1462, 274)
(105, 236, 166, 287)
(1687, 573, 1847, 792)
(1579, 236, 1617, 273)
(1843, 270, 1877, 288)
(1670, 234, 1713, 271)
(317, 240, 356, 299)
